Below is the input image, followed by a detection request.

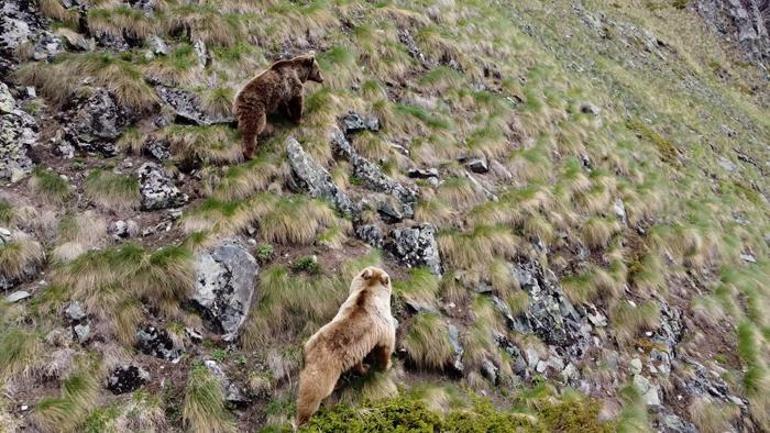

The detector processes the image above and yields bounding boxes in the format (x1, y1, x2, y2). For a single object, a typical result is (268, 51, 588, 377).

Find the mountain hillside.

(1, 1, 769, 432)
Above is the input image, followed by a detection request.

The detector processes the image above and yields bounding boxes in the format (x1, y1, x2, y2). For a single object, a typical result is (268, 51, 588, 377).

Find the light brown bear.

(232, 53, 324, 160)
(295, 266, 397, 427)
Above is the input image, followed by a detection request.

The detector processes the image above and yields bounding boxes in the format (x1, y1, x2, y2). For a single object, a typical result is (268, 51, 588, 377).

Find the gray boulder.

(286, 136, 357, 216)
(136, 325, 181, 361)
(694, 0, 770, 65)
(60, 88, 130, 156)
(204, 360, 251, 407)
(339, 111, 380, 134)
(155, 85, 231, 125)
(137, 162, 188, 211)
(192, 240, 258, 341)
(387, 224, 442, 275)
(0, 83, 37, 181)
(447, 323, 464, 374)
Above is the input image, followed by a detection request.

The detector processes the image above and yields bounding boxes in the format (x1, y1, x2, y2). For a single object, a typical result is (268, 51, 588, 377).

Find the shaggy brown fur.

(232, 53, 324, 160)
(295, 266, 396, 427)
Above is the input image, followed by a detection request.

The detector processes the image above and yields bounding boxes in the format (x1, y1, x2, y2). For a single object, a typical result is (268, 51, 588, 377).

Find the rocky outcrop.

(694, 0, 770, 66)
(286, 136, 357, 216)
(339, 111, 380, 135)
(155, 85, 232, 125)
(59, 88, 131, 157)
(137, 162, 188, 210)
(387, 224, 442, 275)
(106, 365, 150, 394)
(0, 83, 37, 181)
(136, 325, 181, 361)
(192, 239, 258, 341)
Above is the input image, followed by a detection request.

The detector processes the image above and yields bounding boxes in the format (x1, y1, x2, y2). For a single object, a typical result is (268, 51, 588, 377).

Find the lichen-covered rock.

(509, 261, 592, 358)
(192, 239, 258, 341)
(447, 323, 464, 375)
(136, 325, 181, 361)
(286, 136, 357, 216)
(339, 111, 380, 134)
(106, 365, 150, 394)
(205, 360, 251, 407)
(60, 88, 130, 156)
(331, 127, 418, 212)
(136, 162, 188, 210)
(108, 219, 140, 239)
(155, 85, 232, 125)
(64, 301, 86, 322)
(0, 83, 37, 181)
(387, 224, 442, 275)
(694, 0, 770, 64)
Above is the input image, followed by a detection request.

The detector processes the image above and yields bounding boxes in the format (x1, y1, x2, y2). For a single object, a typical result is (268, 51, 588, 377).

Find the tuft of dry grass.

(0, 231, 44, 284)
(84, 169, 140, 211)
(87, 6, 156, 41)
(438, 225, 518, 270)
(154, 125, 242, 165)
(34, 366, 99, 433)
(183, 364, 236, 433)
(611, 300, 661, 345)
(28, 169, 72, 206)
(403, 312, 454, 371)
(16, 52, 158, 111)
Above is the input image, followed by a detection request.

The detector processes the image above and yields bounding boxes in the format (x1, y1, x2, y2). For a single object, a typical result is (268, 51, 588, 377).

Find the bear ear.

(380, 275, 390, 286)
(361, 268, 373, 280)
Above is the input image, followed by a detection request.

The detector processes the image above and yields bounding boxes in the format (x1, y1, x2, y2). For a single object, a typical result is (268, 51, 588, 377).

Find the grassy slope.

(3, 0, 770, 432)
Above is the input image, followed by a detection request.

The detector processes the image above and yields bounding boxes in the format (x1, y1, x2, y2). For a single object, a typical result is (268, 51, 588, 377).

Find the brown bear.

(232, 53, 324, 160)
(295, 266, 397, 427)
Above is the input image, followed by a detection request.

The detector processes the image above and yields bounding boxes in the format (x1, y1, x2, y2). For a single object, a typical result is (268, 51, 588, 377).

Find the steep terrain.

(1, 1, 769, 432)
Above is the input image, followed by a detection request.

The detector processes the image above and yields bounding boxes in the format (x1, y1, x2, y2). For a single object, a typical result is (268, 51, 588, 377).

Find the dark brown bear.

(232, 53, 324, 160)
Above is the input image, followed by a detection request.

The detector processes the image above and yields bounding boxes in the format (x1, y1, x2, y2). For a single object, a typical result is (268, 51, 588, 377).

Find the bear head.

(301, 53, 324, 84)
(351, 266, 391, 295)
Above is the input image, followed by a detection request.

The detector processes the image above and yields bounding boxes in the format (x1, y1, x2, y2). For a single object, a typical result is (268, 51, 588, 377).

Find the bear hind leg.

(239, 110, 266, 160)
(296, 364, 339, 427)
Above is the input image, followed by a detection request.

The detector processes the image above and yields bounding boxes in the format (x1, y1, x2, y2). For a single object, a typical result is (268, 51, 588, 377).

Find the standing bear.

(295, 266, 397, 427)
(232, 53, 324, 160)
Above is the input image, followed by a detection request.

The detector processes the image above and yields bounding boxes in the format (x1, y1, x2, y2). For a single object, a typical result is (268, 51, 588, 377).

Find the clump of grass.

(183, 364, 235, 433)
(255, 243, 274, 263)
(154, 125, 242, 165)
(438, 225, 518, 269)
(243, 252, 381, 348)
(0, 232, 44, 285)
(403, 312, 454, 371)
(339, 371, 399, 405)
(55, 243, 193, 344)
(581, 217, 621, 250)
(292, 256, 320, 275)
(165, 3, 247, 47)
(52, 212, 107, 263)
(28, 168, 72, 205)
(243, 265, 342, 346)
(611, 300, 661, 345)
(84, 169, 140, 211)
(0, 198, 14, 225)
(35, 367, 99, 433)
(688, 397, 739, 433)
(394, 267, 441, 312)
(0, 327, 41, 381)
(16, 52, 158, 111)
(38, 0, 78, 25)
(145, 43, 200, 85)
(437, 176, 487, 210)
(202, 87, 234, 118)
(87, 5, 155, 41)
(626, 118, 679, 164)
(616, 385, 651, 433)
(562, 265, 622, 305)
(257, 196, 341, 245)
(209, 154, 283, 201)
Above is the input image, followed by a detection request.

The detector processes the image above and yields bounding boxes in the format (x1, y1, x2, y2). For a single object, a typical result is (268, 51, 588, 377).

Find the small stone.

(536, 360, 548, 374)
(718, 157, 737, 172)
(407, 168, 439, 179)
(5, 290, 31, 303)
(136, 325, 181, 361)
(561, 363, 579, 382)
(73, 323, 91, 343)
(20, 405, 28, 411)
(185, 327, 203, 343)
(524, 347, 540, 369)
(480, 359, 498, 384)
(339, 111, 380, 134)
(613, 199, 627, 224)
(579, 102, 601, 115)
(630, 358, 643, 375)
(740, 253, 757, 263)
(465, 157, 489, 174)
(64, 301, 86, 322)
